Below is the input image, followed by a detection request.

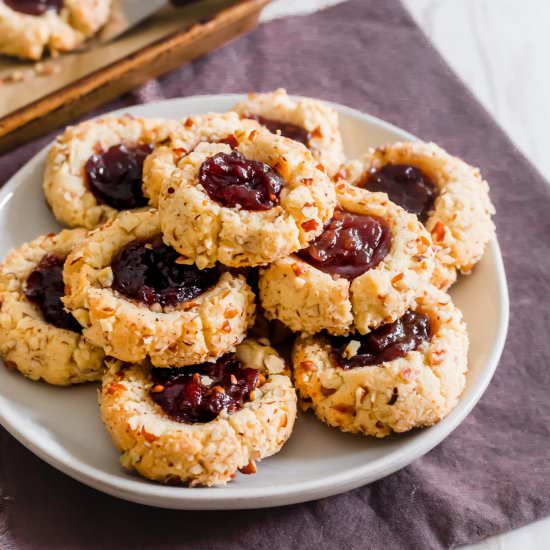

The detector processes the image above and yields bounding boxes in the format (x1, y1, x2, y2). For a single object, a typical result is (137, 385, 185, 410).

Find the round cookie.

(158, 116, 336, 269)
(259, 182, 434, 335)
(100, 337, 297, 486)
(44, 114, 178, 229)
(292, 286, 468, 437)
(63, 209, 256, 367)
(233, 88, 345, 176)
(0, 229, 104, 385)
(142, 112, 262, 207)
(0, 0, 111, 60)
(340, 141, 495, 289)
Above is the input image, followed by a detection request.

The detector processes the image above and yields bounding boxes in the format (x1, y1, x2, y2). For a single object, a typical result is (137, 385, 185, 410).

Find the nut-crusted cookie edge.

(99, 338, 297, 486)
(341, 141, 495, 290)
(233, 88, 346, 176)
(292, 286, 468, 437)
(159, 123, 336, 268)
(259, 184, 435, 335)
(44, 115, 179, 229)
(0, 0, 111, 60)
(63, 209, 256, 366)
(0, 229, 105, 385)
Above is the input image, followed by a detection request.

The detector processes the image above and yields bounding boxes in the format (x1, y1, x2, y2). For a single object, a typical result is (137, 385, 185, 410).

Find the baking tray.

(0, 0, 269, 153)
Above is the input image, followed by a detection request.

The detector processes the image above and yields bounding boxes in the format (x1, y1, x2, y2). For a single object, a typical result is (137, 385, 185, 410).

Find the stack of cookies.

(0, 89, 495, 486)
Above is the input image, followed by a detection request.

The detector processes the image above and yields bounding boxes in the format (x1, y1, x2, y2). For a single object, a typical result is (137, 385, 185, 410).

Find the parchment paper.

(0, 0, 236, 117)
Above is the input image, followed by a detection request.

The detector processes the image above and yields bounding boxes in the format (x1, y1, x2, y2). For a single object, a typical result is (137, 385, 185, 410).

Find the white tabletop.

(263, 1, 550, 548)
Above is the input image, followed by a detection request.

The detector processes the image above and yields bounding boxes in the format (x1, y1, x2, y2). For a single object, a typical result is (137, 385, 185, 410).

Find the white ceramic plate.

(0, 95, 509, 510)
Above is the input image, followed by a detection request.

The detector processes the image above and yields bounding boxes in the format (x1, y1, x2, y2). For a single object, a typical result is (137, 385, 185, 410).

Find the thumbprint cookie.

(292, 286, 468, 437)
(158, 117, 336, 268)
(142, 112, 262, 207)
(259, 182, 434, 335)
(44, 115, 178, 229)
(0, 229, 104, 385)
(0, 0, 111, 60)
(100, 337, 296, 486)
(233, 88, 345, 176)
(340, 141, 495, 289)
(62, 209, 256, 366)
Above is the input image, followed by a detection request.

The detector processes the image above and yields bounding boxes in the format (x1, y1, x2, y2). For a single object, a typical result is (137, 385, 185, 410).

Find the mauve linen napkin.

(1, 1, 550, 548)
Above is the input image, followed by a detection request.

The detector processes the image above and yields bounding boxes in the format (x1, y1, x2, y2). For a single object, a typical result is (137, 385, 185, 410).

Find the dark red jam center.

(150, 354, 259, 423)
(246, 114, 311, 147)
(217, 134, 239, 149)
(5, 0, 62, 15)
(24, 254, 81, 333)
(199, 150, 284, 210)
(297, 209, 391, 280)
(361, 164, 438, 223)
(85, 143, 153, 211)
(111, 237, 217, 308)
(330, 310, 431, 369)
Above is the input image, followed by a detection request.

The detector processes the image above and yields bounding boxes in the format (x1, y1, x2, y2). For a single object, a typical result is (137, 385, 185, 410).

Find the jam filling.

(150, 354, 259, 423)
(5, 0, 62, 16)
(330, 310, 431, 369)
(245, 114, 311, 147)
(24, 254, 81, 333)
(111, 237, 217, 308)
(217, 134, 239, 149)
(85, 143, 153, 211)
(199, 150, 284, 210)
(361, 164, 438, 224)
(297, 209, 391, 280)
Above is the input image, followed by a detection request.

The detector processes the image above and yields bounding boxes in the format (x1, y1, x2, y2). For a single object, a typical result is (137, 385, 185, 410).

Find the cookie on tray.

(340, 141, 495, 289)
(100, 337, 297, 486)
(62, 209, 256, 367)
(0, 0, 111, 60)
(158, 114, 336, 268)
(232, 88, 345, 176)
(0, 229, 104, 385)
(259, 182, 434, 335)
(44, 114, 178, 229)
(292, 286, 468, 437)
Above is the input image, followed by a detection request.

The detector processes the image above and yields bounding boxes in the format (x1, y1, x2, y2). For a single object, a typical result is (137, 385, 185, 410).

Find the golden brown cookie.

(142, 112, 261, 207)
(0, 229, 104, 385)
(0, 0, 111, 60)
(341, 141, 495, 289)
(44, 115, 178, 229)
(99, 338, 297, 486)
(233, 88, 345, 176)
(292, 286, 468, 437)
(259, 182, 434, 335)
(158, 116, 336, 268)
(63, 209, 256, 367)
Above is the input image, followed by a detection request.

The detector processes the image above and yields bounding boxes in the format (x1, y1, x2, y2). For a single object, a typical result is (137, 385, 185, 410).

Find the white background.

(263, 1, 549, 548)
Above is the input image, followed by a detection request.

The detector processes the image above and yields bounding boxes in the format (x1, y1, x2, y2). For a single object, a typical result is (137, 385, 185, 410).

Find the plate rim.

(0, 94, 510, 509)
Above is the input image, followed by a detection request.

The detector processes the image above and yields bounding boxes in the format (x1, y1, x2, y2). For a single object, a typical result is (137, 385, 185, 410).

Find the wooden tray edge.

(0, 0, 269, 154)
